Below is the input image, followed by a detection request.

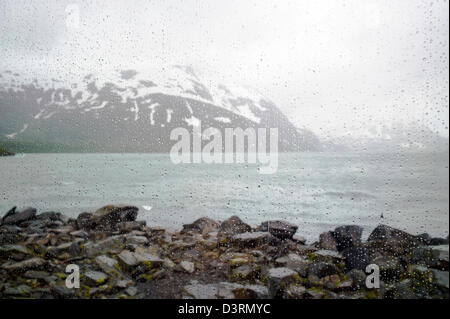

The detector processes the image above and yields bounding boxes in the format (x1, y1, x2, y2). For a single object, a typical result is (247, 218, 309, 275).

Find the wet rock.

(319, 231, 338, 250)
(371, 256, 402, 281)
(429, 237, 449, 246)
(307, 262, 338, 278)
(232, 232, 277, 248)
(2, 257, 48, 273)
(410, 245, 449, 270)
(333, 225, 363, 251)
(91, 205, 139, 230)
(219, 216, 251, 235)
(24, 270, 50, 280)
(258, 220, 298, 240)
(266, 267, 300, 298)
(292, 234, 307, 245)
(368, 224, 420, 248)
(117, 250, 139, 269)
(2, 207, 36, 225)
(126, 286, 138, 296)
(342, 246, 370, 271)
(182, 217, 220, 235)
(84, 270, 108, 286)
(346, 269, 366, 290)
(314, 249, 344, 263)
(76, 212, 94, 230)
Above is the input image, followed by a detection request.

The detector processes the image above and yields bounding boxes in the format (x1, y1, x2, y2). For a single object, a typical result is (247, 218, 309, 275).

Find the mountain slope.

(0, 66, 320, 152)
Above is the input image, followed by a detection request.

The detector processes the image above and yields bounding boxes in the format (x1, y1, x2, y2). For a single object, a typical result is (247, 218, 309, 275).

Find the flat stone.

(2, 257, 48, 273)
(83, 235, 125, 258)
(84, 270, 108, 286)
(219, 216, 251, 235)
(125, 235, 149, 246)
(95, 255, 120, 274)
(307, 262, 338, 278)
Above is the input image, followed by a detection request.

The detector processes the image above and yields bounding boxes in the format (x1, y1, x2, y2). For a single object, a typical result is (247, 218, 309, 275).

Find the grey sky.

(0, 0, 448, 138)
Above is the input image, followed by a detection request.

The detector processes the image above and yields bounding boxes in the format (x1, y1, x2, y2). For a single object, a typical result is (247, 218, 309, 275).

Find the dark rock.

(258, 220, 298, 240)
(219, 216, 251, 235)
(368, 224, 420, 248)
(307, 262, 338, 278)
(2, 257, 48, 273)
(76, 212, 94, 230)
(371, 256, 402, 281)
(346, 269, 366, 290)
(342, 246, 371, 271)
(416, 233, 432, 245)
(84, 270, 109, 286)
(429, 237, 449, 246)
(182, 217, 220, 234)
(332, 225, 363, 251)
(37, 212, 62, 221)
(2, 207, 36, 225)
(319, 231, 337, 250)
(91, 205, 139, 230)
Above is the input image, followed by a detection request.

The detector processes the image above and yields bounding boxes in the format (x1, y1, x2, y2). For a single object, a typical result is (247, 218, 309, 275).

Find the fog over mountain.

(0, 0, 448, 150)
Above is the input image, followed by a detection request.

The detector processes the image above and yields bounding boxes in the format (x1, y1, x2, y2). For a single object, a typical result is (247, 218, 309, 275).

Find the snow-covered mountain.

(0, 65, 320, 152)
(321, 122, 449, 153)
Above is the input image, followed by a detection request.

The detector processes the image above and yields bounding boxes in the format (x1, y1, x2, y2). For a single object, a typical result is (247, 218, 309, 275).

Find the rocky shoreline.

(0, 205, 448, 299)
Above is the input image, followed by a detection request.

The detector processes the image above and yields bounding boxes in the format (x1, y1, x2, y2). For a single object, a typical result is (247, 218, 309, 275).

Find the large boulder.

(182, 217, 220, 235)
(266, 267, 300, 298)
(2, 207, 36, 225)
(258, 220, 298, 240)
(319, 231, 338, 250)
(91, 205, 139, 230)
(368, 224, 420, 248)
(76, 212, 94, 230)
(332, 225, 363, 252)
(219, 216, 251, 235)
(342, 246, 371, 271)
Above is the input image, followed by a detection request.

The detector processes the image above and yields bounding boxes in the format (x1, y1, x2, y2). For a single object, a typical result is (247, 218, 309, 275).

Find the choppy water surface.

(0, 152, 448, 242)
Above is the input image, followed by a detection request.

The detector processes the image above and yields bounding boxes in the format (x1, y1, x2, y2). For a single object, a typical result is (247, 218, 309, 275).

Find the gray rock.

(342, 246, 371, 271)
(283, 284, 307, 299)
(0, 244, 31, 259)
(232, 231, 277, 248)
(125, 235, 149, 246)
(258, 220, 298, 240)
(319, 231, 337, 250)
(266, 267, 300, 298)
(2, 207, 36, 225)
(37, 211, 62, 221)
(2, 257, 48, 273)
(333, 225, 363, 251)
(76, 212, 93, 230)
(307, 262, 338, 278)
(83, 235, 125, 258)
(219, 216, 251, 235)
(275, 253, 309, 277)
(368, 224, 420, 248)
(346, 269, 366, 289)
(91, 205, 139, 230)
(84, 270, 109, 286)
(182, 217, 220, 234)
(371, 256, 402, 281)
(117, 250, 139, 269)
(95, 255, 120, 274)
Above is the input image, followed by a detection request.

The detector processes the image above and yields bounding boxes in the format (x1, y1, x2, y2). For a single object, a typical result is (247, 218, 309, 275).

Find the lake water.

(0, 152, 448, 242)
